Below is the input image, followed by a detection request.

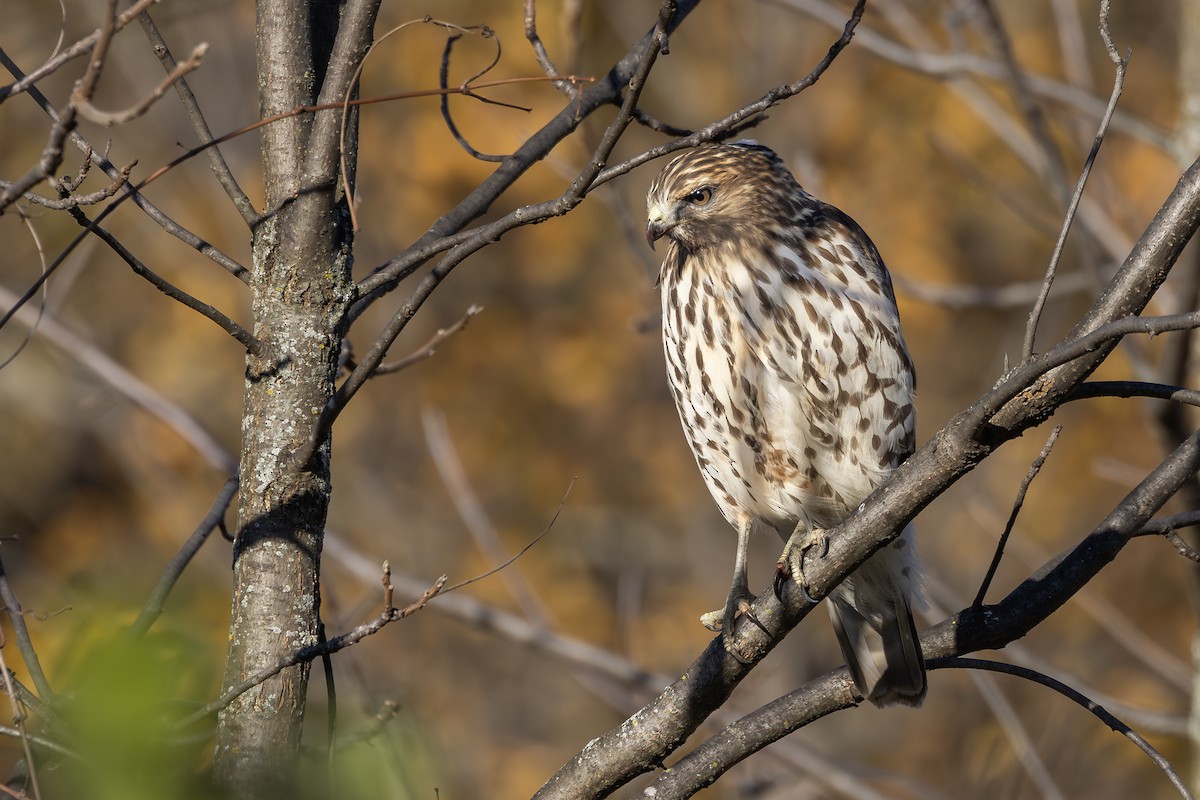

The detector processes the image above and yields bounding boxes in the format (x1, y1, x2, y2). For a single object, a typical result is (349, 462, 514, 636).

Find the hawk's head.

(645, 141, 805, 254)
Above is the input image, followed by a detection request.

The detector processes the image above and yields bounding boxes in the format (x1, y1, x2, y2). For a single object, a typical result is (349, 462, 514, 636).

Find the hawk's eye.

(684, 187, 713, 206)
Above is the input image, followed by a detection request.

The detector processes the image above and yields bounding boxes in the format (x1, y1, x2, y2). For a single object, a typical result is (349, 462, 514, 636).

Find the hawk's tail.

(828, 590, 926, 708)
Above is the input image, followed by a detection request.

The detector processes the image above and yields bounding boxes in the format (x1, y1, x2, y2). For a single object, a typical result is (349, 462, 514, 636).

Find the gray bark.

(212, 0, 377, 794)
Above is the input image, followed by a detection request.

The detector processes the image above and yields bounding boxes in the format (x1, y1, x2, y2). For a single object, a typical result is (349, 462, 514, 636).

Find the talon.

(778, 525, 828, 606)
(773, 561, 789, 603)
(741, 601, 771, 637)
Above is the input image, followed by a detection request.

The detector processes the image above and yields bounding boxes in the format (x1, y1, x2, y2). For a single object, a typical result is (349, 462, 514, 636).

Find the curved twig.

(439, 29, 510, 162)
(930, 657, 1192, 800)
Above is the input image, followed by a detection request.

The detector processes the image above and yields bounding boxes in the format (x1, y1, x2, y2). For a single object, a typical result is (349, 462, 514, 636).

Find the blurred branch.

(423, 408, 554, 623)
(0, 283, 237, 473)
(779, 0, 1138, 264)
(0, 0, 159, 104)
(768, 0, 1172, 155)
(894, 272, 1094, 310)
(0, 559, 52, 703)
(973, 0, 1071, 195)
(0, 637, 42, 800)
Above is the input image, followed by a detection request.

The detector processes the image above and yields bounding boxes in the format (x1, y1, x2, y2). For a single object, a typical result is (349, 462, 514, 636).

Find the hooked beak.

(646, 218, 667, 250)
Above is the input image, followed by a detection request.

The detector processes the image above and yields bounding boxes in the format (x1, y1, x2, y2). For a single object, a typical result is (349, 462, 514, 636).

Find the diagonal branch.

(309, 0, 688, 467)
(534, 141, 1200, 800)
(352, 0, 703, 309)
(638, 429, 1200, 799)
(1022, 0, 1128, 358)
(134, 9, 259, 225)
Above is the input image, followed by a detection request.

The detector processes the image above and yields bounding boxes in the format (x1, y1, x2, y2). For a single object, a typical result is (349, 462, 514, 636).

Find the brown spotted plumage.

(646, 142, 925, 707)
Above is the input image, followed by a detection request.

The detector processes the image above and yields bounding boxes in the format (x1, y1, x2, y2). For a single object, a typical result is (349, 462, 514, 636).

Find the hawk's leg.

(774, 522, 827, 604)
(700, 518, 762, 652)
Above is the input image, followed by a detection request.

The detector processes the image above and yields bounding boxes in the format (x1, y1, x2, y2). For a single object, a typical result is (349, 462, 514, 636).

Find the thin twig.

(443, 476, 577, 594)
(0, 558, 52, 702)
(58, 204, 262, 354)
(369, 305, 481, 376)
(439, 29, 511, 162)
(0, 639, 41, 800)
(1, 159, 134, 211)
(172, 570, 447, 732)
(974, 425, 1062, 608)
(74, 42, 209, 127)
(127, 475, 239, 638)
(134, 9, 258, 224)
(309, 1, 685, 466)
(1022, 0, 1128, 358)
(0, 0, 160, 103)
(524, 0, 577, 99)
(929, 657, 1193, 800)
(1065, 381, 1200, 409)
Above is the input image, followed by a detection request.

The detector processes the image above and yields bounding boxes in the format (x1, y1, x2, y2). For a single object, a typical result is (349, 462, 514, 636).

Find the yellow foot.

(774, 525, 828, 603)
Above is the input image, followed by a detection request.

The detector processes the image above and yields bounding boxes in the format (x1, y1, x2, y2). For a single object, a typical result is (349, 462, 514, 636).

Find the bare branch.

(0, 0, 160, 104)
(973, 426, 1062, 608)
(2, 159, 135, 210)
(74, 42, 209, 127)
(439, 29, 511, 162)
(127, 475, 240, 638)
(0, 50, 251, 282)
(932, 658, 1192, 800)
(368, 304, 481, 376)
(1022, 0, 1128, 358)
(173, 570, 447, 732)
(1066, 381, 1200, 409)
(0, 558, 53, 703)
(352, 0, 704, 308)
(524, 0, 577, 99)
(56, 204, 262, 354)
(134, 10, 258, 225)
(312, 0, 690, 466)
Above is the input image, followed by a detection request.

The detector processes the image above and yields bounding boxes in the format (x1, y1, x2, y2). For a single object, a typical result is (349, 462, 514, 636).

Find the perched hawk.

(646, 141, 925, 707)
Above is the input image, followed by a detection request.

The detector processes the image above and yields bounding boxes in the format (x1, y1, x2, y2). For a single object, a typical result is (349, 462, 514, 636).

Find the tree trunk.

(213, 0, 372, 794)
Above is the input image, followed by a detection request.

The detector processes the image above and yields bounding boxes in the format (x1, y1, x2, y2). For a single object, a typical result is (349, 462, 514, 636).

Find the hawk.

(646, 141, 925, 707)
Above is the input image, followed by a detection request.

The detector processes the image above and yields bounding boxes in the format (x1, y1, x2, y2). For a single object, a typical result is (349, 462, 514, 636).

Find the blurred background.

(0, 1, 1197, 797)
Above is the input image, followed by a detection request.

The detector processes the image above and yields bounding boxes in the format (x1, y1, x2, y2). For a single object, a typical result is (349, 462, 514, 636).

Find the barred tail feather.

(828, 592, 926, 708)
